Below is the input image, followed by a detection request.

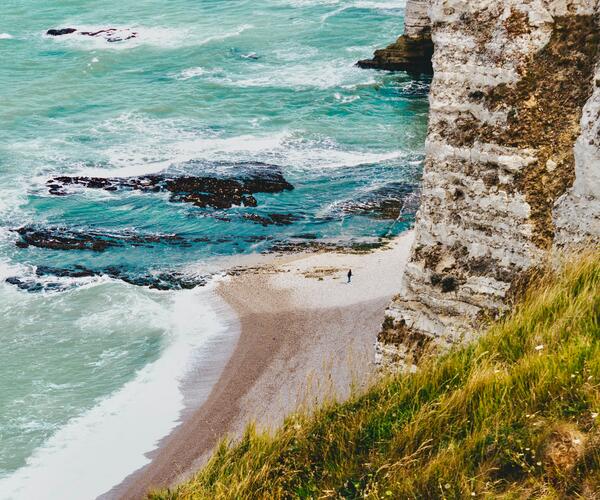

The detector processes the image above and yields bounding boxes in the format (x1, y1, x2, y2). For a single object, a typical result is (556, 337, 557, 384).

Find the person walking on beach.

(347, 269, 352, 284)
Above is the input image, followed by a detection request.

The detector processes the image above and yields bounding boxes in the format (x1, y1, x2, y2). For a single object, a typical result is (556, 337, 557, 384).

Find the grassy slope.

(153, 253, 600, 499)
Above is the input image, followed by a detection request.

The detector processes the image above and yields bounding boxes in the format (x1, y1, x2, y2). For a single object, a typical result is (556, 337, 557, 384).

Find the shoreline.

(106, 230, 415, 499)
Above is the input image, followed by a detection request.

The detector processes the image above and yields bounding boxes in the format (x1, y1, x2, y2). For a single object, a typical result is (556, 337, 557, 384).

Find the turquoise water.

(0, 1, 428, 497)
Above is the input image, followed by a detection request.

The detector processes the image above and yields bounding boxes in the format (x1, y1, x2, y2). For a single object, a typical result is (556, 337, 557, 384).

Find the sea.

(0, 1, 429, 498)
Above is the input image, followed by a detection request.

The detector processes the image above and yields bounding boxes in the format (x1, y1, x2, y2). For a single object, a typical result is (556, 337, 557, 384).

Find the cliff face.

(357, 0, 433, 73)
(380, 0, 600, 369)
(554, 59, 600, 246)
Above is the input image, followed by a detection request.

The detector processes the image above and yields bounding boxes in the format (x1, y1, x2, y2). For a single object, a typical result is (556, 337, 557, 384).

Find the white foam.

(0, 283, 234, 500)
(13, 110, 408, 185)
(65, 115, 407, 179)
(173, 66, 206, 80)
(334, 92, 360, 104)
(0, 33, 13, 40)
(307, 0, 406, 22)
(206, 58, 375, 90)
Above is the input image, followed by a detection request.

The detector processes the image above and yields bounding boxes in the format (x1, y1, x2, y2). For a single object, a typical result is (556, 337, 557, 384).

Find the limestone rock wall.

(379, 0, 600, 369)
(357, 0, 433, 73)
(404, 0, 431, 38)
(554, 61, 600, 247)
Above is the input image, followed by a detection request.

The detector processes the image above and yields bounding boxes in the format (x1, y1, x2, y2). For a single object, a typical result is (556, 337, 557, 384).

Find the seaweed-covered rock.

(357, 0, 433, 73)
(13, 226, 185, 252)
(357, 35, 433, 73)
(46, 165, 294, 210)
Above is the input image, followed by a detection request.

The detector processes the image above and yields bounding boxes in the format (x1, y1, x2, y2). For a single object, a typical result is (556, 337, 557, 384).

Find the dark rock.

(13, 226, 186, 252)
(357, 35, 434, 74)
(268, 239, 386, 254)
(46, 28, 77, 36)
(36, 265, 96, 278)
(441, 276, 459, 293)
(46, 166, 293, 210)
(241, 170, 294, 193)
(267, 213, 297, 225)
(165, 176, 258, 209)
(14, 226, 116, 252)
(243, 214, 273, 226)
(292, 233, 318, 240)
(116, 271, 204, 290)
(243, 212, 298, 226)
(46, 28, 138, 42)
(6, 277, 43, 292)
(8, 265, 208, 293)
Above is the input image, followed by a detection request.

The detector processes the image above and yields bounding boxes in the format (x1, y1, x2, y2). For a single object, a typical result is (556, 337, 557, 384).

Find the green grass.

(152, 252, 600, 499)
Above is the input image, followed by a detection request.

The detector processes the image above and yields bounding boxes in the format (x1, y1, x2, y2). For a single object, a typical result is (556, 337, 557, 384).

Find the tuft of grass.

(152, 252, 600, 499)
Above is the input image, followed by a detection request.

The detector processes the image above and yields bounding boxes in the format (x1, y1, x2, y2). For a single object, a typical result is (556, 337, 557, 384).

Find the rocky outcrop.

(47, 164, 294, 210)
(380, 0, 600, 369)
(357, 0, 433, 73)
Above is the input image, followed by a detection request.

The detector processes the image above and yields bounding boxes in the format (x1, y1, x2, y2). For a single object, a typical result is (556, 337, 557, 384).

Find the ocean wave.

(282, 0, 404, 7)
(0, 282, 234, 500)
(334, 92, 360, 104)
(11, 111, 412, 190)
(320, 0, 406, 22)
(0, 33, 13, 40)
(173, 66, 206, 80)
(60, 115, 408, 178)
(203, 58, 376, 90)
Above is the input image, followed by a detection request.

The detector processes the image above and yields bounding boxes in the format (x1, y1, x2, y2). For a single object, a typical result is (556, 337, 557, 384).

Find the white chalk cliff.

(379, 0, 600, 368)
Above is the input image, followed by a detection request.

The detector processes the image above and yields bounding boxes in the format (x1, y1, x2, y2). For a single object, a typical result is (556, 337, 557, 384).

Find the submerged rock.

(341, 182, 419, 219)
(13, 226, 186, 252)
(14, 226, 117, 252)
(243, 213, 298, 226)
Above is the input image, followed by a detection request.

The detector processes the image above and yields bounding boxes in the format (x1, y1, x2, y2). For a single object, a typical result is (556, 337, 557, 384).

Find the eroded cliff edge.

(357, 0, 433, 73)
(380, 0, 600, 368)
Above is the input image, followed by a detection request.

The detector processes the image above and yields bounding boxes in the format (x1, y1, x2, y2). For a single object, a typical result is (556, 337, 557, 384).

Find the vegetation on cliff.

(153, 252, 600, 499)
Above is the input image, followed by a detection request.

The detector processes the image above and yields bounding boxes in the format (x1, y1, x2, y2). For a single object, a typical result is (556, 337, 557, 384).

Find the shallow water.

(0, 1, 428, 497)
